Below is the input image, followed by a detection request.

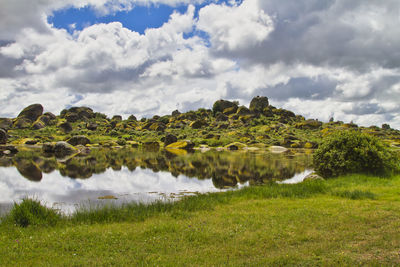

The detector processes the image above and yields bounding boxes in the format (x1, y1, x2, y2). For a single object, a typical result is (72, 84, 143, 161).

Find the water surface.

(0, 147, 312, 214)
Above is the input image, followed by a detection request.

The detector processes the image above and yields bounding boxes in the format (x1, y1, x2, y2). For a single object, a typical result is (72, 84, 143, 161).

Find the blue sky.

(48, 0, 240, 35)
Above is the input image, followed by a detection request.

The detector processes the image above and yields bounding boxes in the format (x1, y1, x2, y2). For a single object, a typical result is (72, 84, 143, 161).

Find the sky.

(0, 0, 400, 128)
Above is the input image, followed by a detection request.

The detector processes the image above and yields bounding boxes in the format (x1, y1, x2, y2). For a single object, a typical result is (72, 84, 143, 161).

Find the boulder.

(17, 104, 43, 122)
(65, 113, 79, 123)
(172, 110, 181, 116)
(0, 118, 13, 130)
(216, 113, 229, 122)
(13, 117, 32, 129)
(190, 120, 208, 129)
(236, 106, 251, 115)
(128, 115, 137, 121)
(149, 122, 166, 132)
(54, 141, 78, 157)
(42, 142, 55, 153)
(58, 122, 72, 133)
(249, 96, 269, 113)
(67, 135, 90, 146)
(166, 140, 195, 150)
(222, 106, 238, 115)
(164, 134, 178, 146)
(212, 100, 238, 114)
(86, 122, 98, 131)
(0, 129, 7, 144)
(32, 120, 45, 130)
(24, 139, 38, 145)
(112, 115, 122, 121)
(36, 112, 57, 126)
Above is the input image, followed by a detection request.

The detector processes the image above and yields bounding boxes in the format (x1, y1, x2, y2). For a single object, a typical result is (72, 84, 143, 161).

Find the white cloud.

(197, 0, 274, 52)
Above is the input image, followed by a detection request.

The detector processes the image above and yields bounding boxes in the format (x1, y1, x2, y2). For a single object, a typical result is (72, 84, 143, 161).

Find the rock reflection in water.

(1, 147, 312, 188)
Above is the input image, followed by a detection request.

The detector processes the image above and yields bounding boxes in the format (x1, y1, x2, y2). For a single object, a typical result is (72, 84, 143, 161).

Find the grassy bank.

(1, 175, 400, 266)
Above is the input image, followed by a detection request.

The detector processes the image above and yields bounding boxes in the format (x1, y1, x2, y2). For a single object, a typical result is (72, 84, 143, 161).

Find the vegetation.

(2, 175, 400, 265)
(313, 131, 399, 177)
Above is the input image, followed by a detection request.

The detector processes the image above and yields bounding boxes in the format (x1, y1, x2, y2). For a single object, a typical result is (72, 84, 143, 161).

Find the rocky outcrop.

(212, 100, 238, 114)
(61, 107, 94, 122)
(17, 104, 43, 122)
(249, 96, 269, 113)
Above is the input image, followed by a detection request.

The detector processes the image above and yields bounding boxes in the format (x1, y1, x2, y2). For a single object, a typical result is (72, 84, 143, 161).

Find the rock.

(59, 122, 72, 133)
(172, 110, 181, 116)
(166, 140, 195, 150)
(128, 115, 137, 121)
(15, 159, 42, 182)
(190, 120, 208, 129)
(32, 120, 45, 130)
(295, 119, 323, 130)
(36, 112, 56, 126)
(0, 129, 7, 144)
(42, 143, 55, 153)
(225, 142, 247, 150)
(13, 117, 32, 129)
(112, 115, 122, 121)
(268, 146, 288, 153)
(303, 173, 324, 182)
(65, 112, 79, 122)
(86, 122, 98, 131)
(222, 106, 238, 115)
(142, 141, 160, 152)
(164, 134, 178, 146)
(212, 100, 238, 114)
(24, 139, 38, 145)
(216, 113, 228, 122)
(67, 135, 90, 146)
(149, 122, 166, 132)
(54, 141, 78, 157)
(17, 104, 43, 122)
(0, 118, 13, 130)
(0, 145, 18, 154)
(227, 144, 238, 150)
(249, 96, 269, 113)
(236, 106, 251, 115)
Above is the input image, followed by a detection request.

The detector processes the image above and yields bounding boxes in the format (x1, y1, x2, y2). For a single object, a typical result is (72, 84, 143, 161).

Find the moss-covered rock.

(0, 129, 7, 144)
(0, 118, 13, 130)
(13, 117, 32, 129)
(190, 120, 208, 129)
(212, 99, 238, 114)
(17, 104, 43, 122)
(58, 122, 72, 133)
(67, 135, 90, 146)
(249, 96, 269, 113)
(236, 106, 251, 116)
(295, 119, 323, 130)
(166, 140, 195, 150)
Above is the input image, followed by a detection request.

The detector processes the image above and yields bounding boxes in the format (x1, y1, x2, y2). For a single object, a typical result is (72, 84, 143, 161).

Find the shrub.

(313, 131, 399, 177)
(8, 198, 61, 227)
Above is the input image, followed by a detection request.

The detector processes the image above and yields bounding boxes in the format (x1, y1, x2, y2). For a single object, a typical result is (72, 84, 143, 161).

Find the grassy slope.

(1, 175, 400, 266)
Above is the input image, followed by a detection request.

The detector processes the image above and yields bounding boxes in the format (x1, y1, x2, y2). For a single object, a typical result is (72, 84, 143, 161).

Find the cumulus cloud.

(1, 0, 400, 128)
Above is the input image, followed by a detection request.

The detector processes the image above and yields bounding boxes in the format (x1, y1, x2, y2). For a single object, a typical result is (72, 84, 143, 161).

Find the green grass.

(1, 175, 400, 265)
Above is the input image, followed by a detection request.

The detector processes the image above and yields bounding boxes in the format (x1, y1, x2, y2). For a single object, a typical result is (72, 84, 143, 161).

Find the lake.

(0, 146, 313, 214)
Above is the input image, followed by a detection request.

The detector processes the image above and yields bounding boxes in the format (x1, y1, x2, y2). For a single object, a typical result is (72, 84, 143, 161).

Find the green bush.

(8, 198, 61, 227)
(313, 131, 399, 177)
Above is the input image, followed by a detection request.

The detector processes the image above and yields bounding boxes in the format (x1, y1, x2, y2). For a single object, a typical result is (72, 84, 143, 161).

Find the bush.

(313, 131, 399, 177)
(8, 198, 61, 227)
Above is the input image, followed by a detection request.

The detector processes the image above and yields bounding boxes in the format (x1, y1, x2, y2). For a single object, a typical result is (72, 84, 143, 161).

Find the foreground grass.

(1, 175, 400, 266)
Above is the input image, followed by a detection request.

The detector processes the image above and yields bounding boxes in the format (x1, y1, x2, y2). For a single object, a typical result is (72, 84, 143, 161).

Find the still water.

(0, 147, 313, 214)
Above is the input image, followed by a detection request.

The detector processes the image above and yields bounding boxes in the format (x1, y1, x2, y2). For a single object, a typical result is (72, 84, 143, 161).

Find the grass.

(1, 174, 400, 265)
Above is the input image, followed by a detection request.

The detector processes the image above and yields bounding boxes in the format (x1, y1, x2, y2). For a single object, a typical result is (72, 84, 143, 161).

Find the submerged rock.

(268, 146, 288, 153)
